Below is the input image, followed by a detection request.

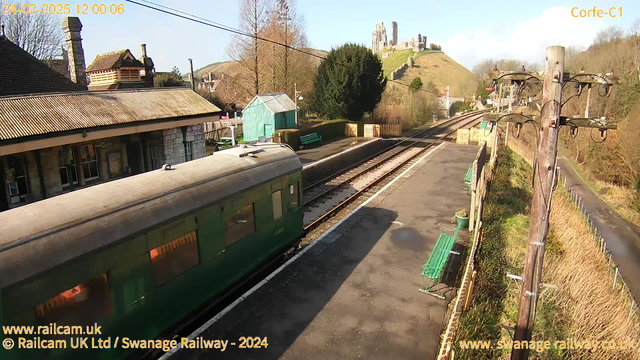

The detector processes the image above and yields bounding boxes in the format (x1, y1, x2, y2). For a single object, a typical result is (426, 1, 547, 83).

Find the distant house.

(0, 17, 220, 212)
(243, 93, 297, 142)
(86, 45, 155, 90)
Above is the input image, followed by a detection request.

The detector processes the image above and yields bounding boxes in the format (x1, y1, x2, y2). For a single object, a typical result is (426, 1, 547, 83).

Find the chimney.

(62, 17, 87, 88)
(139, 43, 155, 87)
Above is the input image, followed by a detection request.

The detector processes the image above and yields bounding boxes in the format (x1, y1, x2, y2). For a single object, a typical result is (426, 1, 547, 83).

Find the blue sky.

(55, 0, 640, 72)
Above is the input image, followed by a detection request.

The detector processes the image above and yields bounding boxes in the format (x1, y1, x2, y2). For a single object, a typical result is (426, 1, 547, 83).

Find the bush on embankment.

(453, 147, 640, 360)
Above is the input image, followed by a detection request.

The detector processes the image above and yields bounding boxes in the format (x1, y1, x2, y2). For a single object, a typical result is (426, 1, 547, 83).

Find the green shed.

(242, 92, 297, 142)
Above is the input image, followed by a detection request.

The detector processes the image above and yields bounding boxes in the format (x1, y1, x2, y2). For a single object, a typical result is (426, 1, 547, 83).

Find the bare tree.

(260, 0, 312, 98)
(593, 26, 624, 45)
(227, 0, 269, 99)
(630, 19, 640, 81)
(0, 1, 63, 59)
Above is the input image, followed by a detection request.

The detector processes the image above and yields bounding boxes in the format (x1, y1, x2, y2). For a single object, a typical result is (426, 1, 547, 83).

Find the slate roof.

(245, 92, 297, 114)
(0, 36, 86, 96)
(0, 88, 221, 141)
(86, 49, 144, 72)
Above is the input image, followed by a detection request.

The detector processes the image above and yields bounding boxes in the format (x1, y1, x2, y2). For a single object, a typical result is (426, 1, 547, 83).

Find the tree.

(227, 0, 269, 98)
(594, 26, 624, 45)
(0, 0, 63, 59)
(259, 0, 313, 99)
(409, 77, 423, 93)
(311, 43, 386, 120)
(155, 66, 184, 87)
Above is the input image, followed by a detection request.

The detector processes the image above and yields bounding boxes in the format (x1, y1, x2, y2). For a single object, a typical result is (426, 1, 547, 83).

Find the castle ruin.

(371, 22, 388, 54)
(371, 21, 427, 55)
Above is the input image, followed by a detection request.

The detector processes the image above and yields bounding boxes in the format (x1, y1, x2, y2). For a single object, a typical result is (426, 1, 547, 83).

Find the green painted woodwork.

(243, 98, 296, 142)
(300, 133, 322, 147)
(0, 170, 304, 360)
(419, 227, 459, 298)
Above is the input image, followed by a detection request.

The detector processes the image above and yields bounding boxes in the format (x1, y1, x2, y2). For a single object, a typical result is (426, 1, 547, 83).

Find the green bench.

(463, 166, 473, 193)
(419, 227, 460, 299)
(300, 132, 322, 149)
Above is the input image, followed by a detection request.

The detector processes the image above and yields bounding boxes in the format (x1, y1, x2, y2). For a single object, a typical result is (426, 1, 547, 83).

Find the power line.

(125, 0, 445, 97)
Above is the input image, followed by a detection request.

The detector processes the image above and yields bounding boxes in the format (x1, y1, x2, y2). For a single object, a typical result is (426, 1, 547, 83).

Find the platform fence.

(437, 128, 500, 360)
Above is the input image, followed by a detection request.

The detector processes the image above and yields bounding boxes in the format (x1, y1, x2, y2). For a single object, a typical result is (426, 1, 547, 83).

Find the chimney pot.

(141, 43, 147, 57)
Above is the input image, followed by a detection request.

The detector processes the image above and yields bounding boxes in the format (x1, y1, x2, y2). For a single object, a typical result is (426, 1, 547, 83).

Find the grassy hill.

(382, 50, 477, 98)
(190, 48, 329, 80)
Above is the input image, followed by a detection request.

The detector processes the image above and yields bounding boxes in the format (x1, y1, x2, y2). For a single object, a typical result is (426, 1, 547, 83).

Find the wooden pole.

(511, 46, 564, 360)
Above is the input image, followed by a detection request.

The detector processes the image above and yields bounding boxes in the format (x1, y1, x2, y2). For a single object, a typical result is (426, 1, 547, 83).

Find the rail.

(303, 111, 486, 192)
(303, 113, 485, 233)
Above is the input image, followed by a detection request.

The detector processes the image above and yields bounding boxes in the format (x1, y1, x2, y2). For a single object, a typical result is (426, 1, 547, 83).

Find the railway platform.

(171, 142, 479, 360)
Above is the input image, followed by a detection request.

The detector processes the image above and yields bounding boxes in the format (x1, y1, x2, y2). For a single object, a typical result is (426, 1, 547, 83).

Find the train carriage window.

(150, 230, 199, 286)
(35, 274, 113, 326)
(225, 203, 255, 246)
(272, 191, 283, 220)
(289, 183, 299, 209)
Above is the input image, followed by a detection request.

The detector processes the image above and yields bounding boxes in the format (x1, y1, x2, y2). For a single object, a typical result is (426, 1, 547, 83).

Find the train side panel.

(0, 169, 303, 360)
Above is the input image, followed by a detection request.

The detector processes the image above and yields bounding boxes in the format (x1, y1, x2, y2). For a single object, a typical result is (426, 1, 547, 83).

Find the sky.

(45, 0, 640, 72)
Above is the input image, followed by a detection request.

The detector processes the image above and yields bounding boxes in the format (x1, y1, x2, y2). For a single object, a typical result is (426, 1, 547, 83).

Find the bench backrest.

(300, 133, 320, 140)
(422, 227, 459, 279)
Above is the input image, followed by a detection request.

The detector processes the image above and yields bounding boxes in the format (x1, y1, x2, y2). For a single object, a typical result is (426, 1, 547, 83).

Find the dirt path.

(558, 157, 640, 302)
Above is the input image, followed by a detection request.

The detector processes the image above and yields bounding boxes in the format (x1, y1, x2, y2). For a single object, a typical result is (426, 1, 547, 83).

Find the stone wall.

(162, 124, 206, 166)
(389, 63, 408, 80)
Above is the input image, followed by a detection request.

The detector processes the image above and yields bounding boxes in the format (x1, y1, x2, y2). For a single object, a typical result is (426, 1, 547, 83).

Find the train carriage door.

(286, 174, 301, 211)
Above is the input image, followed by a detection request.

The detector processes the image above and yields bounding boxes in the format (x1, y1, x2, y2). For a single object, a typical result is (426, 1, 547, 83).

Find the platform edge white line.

(159, 141, 447, 359)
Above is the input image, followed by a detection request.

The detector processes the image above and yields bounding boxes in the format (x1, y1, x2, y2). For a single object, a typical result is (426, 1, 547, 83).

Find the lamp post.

(294, 83, 303, 127)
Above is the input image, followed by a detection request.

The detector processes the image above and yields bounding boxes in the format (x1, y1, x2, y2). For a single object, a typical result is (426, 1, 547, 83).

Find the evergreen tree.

(311, 43, 386, 120)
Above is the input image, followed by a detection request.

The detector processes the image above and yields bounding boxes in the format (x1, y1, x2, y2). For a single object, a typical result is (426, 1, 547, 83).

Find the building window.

(272, 191, 283, 220)
(289, 183, 299, 209)
(106, 151, 123, 178)
(35, 274, 114, 326)
(80, 145, 99, 181)
(186, 141, 193, 161)
(150, 145, 164, 170)
(6, 156, 29, 203)
(150, 230, 199, 286)
(225, 203, 255, 246)
(58, 149, 78, 187)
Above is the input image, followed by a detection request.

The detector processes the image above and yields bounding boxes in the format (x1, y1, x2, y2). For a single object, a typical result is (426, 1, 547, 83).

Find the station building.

(0, 17, 221, 212)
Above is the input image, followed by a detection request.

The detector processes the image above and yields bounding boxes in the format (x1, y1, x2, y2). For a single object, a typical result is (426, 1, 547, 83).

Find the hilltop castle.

(371, 21, 427, 56)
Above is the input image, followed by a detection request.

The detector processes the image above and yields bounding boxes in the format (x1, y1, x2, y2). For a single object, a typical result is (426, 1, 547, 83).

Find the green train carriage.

(0, 144, 303, 359)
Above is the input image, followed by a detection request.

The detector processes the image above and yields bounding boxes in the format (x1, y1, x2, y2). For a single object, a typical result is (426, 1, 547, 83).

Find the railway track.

(139, 112, 484, 360)
(302, 111, 484, 233)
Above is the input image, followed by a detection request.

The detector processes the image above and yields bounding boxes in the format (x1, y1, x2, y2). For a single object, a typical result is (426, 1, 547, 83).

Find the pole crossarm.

(560, 117, 617, 130)
(488, 71, 544, 83)
(564, 72, 621, 86)
(483, 113, 533, 125)
(482, 113, 618, 131)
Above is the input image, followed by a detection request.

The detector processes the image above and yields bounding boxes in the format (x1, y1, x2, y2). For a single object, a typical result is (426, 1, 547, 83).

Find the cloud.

(441, 7, 609, 69)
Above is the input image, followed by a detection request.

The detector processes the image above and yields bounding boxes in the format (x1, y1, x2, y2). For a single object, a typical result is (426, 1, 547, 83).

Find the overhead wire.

(125, 0, 445, 97)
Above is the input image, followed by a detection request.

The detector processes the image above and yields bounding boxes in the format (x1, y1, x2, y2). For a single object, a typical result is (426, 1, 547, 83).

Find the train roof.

(0, 143, 301, 289)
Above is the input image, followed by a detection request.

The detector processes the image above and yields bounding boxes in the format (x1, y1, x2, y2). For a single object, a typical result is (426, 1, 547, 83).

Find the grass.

(381, 49, 418, 77)
(563, 157, 640, 228)
(453, 147, 640, 359)
(382, 52, 477, 98)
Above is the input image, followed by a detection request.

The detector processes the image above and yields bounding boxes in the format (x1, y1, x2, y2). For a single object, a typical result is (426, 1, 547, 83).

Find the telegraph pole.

(511, 46, 565, 360)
